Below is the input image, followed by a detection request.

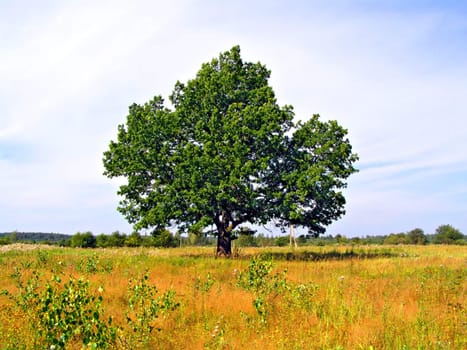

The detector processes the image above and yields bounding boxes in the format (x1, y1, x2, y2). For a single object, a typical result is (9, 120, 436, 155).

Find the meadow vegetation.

(0, 245, 465, 349)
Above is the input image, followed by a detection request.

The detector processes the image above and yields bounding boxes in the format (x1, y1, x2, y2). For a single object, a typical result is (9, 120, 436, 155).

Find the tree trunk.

(216, 234, 232, 257)
(289, 224, 298, 248)
(214, 210, 235, 257)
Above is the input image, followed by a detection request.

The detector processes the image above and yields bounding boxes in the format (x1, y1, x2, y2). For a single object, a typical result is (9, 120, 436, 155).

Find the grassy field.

(0, 244, 465, 349)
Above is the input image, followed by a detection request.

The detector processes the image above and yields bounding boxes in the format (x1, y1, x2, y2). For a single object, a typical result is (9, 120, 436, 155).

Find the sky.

(1, 0, 466, 237)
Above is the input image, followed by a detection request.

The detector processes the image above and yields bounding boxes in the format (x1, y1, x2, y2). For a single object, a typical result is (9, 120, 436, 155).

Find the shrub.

(237, 255, 288, 323)
(108, 231, 127, 247)
(3, 271, 116, 349)
(0, 236, 10, 245)
(152, 229, 178, 248)
(70, 231, 96, 248)
(96, 233, 110, 248)
(384, 233, 409, 245)
(236, 233, 258, 247)
(433, 225, 464, 244)
(125, 232, 142, 247)
(407, 228, 427, 245)
(274, 236, 289, 247)
(122, 272, 179, 348)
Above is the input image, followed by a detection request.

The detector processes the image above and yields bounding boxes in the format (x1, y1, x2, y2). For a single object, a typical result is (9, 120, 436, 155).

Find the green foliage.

(237, 255, 288, 323)
(4, 270, 116, 349)
(108, 231, 127, 247)
(96, 233, 110, 248)
(77, 253, 113, 274)
(407, 228, 427, 245)
(2, 269, 180, 349)
(125, 232, 142, 247)
(0, 235, 12, 245)
(255, 233, 275, 247)
(35, 249, 50, 267)
(236, 233, 259, 247)
(335, 234, 348, 244)
(384, 233, 409, 245)
(234, 227, 258, 247)
(188, 231, 214, 246)
(384, 229, 427, 245)
(284, 281, 319, 311)
(271, 115, 358, 236)
(433, 224, 465, 244)
(0, 231, 71, 245)
(103, 46, 358, 254)
(274, 236, 289, 247)
(194, 272, 215, 294)
(70, 231, 96, 248)
(93, 231, 127, 248)
(123, 271, 179, 348)
(151, 229, 178, 248)
(40, 277, 116, 349)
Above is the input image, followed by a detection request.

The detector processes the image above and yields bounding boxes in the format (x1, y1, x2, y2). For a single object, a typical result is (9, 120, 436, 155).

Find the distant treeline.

(0, 232, 71, 244)
(1, 224, 465, 248)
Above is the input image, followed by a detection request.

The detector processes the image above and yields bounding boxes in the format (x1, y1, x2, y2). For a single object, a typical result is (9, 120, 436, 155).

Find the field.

(0, 244, 465, 349)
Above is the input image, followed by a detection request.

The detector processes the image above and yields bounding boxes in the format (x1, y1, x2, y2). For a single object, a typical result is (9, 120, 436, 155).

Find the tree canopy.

(103, 46, 358, 255)
(433, 224, 465, 244)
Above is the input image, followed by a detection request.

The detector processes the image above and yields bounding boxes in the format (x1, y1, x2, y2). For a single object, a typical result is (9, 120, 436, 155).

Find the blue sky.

(1, 0, 466, 237)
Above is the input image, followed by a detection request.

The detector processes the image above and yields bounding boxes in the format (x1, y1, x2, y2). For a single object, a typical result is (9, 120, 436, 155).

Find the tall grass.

(0, 245, 465, 349)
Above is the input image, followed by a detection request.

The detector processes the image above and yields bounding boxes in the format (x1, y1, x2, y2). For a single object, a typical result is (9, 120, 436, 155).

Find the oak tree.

(103, 46, 358, 256)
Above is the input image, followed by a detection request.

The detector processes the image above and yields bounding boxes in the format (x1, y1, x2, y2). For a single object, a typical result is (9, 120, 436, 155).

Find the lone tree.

(103, 46, 358, 256)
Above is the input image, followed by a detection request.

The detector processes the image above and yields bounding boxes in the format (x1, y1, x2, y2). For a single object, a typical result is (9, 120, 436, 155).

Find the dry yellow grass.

(0, 244, 465, 349)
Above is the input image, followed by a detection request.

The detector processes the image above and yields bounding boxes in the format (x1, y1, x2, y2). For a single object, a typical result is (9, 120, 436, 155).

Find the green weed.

(121, 271, 179, 349)
(2, 269, 116, 349)
(237, 254, 288, 323)
(77, 253, 113, 274)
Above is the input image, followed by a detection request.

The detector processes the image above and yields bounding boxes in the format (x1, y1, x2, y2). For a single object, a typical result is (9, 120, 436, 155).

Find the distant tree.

(362, 235, 386, 245)
(108, 231, 127, 247)
(407, 228, 427, 245)
(125, 232, 142, 247)
(296, 235, 309, 245)
(58, 238, 71, 247)
(335, 234, 348, 244)
(274, 236, 289, 247)
(0, 236, 10, 245)
(103, 46, 358, 256)
(187, 230, 212, 246)
(235, 227, 258, 247)
(96, 233, 109, 248)
(10, 231, 18, 243)
(236, 234, 258, 247)
(255, 233, 275, 247)
(70, 231, 96, 248)
(383, 233, 409, 245)
(152, 229, 178, 248)
(140, 235, 156, 247)
(433, 225, 464, 244)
